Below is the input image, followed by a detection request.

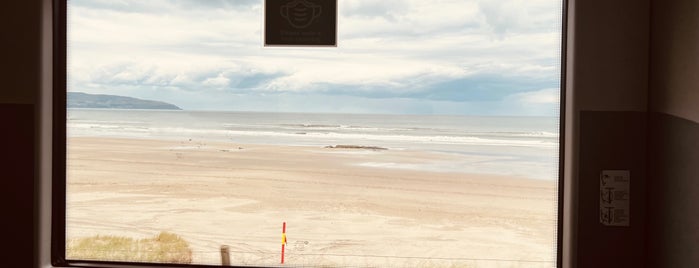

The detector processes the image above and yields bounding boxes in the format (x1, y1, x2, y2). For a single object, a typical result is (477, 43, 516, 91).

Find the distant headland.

(67, 92, 182, 110)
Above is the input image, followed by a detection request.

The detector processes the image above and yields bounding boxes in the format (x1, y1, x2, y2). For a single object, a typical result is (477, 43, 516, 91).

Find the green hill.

(68, 92, 182, 110)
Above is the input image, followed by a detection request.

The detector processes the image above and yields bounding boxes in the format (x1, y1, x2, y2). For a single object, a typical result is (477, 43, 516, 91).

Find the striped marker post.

(281, 222, 287, 264)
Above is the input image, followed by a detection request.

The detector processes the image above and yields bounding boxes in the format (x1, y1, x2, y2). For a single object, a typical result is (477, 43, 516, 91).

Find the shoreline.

(66, 137, 557, 267)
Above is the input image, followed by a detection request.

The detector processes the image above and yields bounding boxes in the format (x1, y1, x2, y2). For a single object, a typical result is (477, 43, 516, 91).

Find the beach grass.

(66, 231, 192, 264)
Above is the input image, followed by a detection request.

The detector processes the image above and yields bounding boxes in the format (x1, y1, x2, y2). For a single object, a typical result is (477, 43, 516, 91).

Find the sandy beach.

(66, 137, 557, 267)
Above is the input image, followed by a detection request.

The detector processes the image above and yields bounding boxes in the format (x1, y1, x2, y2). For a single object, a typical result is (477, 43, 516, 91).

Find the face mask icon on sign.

(280, 0, 322, 29)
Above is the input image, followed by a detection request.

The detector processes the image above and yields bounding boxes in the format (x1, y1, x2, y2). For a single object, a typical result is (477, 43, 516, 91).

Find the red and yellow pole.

(281, 222, 287, 264)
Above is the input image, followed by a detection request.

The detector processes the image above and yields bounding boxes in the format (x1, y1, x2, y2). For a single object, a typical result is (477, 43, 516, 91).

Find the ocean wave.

(69, 123, 150, 132)
(274, 123, 416, 132)
(68, 125, 558, 148)
(221, 129, 558, 148)
(508, 131, 558, 138)
(475, 131, 559, 138)
(279, 123, 343, 128)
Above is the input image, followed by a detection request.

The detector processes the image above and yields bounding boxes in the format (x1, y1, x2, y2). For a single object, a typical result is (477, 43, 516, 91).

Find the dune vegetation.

(66, 232, 192, 264)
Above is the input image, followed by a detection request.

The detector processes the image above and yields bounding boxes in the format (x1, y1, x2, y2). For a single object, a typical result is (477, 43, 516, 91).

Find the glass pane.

(66, 0, 562, 267)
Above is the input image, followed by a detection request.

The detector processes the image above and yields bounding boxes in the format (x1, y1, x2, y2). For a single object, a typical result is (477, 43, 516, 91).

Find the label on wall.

(599, 170, 630, 226)
(265, 0, 337, 46)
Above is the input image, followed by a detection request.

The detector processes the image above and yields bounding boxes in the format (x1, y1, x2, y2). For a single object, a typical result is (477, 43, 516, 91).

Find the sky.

(67, 0, 563, 116)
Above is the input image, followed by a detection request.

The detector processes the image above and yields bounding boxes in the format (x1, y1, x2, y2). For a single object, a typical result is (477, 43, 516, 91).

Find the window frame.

(49, 0, 570, 267)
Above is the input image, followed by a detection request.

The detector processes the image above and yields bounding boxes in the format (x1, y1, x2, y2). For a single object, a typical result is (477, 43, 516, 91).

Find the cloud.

(510, 88, 560, 104)
(339, 0, 482, 39)
(497, 88, 561, 116)
(202, 74, 231, 87)
(477, 0, 563, 37)
(70, 0, 260, 13)
(67, 0, 563, 115)
(341, 0, 406, 19)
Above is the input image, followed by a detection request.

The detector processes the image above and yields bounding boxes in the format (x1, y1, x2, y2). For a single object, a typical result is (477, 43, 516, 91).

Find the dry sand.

(66, 137, 557, 267)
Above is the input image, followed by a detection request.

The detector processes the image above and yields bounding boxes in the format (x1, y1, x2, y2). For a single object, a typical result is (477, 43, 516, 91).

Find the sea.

(67, 109, 560, 180)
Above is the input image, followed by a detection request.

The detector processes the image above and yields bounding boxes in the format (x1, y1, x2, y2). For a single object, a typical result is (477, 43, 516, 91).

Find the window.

(53, 0, 565, 267)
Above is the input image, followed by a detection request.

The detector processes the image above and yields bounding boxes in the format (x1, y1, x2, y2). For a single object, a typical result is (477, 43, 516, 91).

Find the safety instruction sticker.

(600, 170, 630, 226)
(265, 0, 337, 46)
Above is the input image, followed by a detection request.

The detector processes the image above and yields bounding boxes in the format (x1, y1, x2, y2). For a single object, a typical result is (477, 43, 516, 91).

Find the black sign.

(265, 0, 337, 46)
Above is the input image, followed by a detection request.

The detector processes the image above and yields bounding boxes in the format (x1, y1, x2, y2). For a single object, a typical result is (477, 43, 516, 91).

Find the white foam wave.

(68, 124, 557, 148)
(222, 130, 557, 148)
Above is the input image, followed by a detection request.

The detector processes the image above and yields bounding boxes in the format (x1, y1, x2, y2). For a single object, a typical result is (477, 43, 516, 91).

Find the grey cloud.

(235, 72, 285, 89)
(201, 70, 289, 91)
(477, 0, 562, 37)
(409, 74, 557, 101)
(71, 0, 259, 14)
(70, 0, 172, 13)
(340, 0, 408, 20)
(171, 0, 260, 10)
(296, 73, 557, 103)
(478, 1, 514, 36)
(83, 63, 289, 93)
